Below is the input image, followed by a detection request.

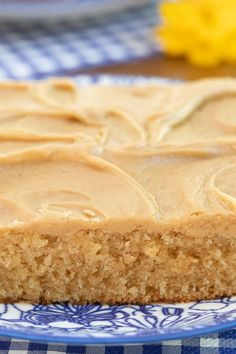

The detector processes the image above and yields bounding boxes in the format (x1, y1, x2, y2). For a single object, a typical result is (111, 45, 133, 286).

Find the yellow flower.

(155, 0, 236, 67)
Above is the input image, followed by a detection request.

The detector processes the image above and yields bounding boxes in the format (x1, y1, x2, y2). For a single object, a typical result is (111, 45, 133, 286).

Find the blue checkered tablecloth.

(0, 2, 159, 80)
(0, 331, 236, 353)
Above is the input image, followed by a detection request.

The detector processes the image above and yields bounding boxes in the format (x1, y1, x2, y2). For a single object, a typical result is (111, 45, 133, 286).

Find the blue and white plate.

(0, 0, 149, 20)
(0, 75, 235, 345)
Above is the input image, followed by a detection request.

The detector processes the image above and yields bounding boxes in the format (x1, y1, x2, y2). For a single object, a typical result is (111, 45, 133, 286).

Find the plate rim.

(0, 74, 235, 344)
(0, 317, 236, 344)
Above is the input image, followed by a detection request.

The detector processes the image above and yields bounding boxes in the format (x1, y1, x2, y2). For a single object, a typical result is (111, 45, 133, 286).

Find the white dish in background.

(0, 0, 150, 20)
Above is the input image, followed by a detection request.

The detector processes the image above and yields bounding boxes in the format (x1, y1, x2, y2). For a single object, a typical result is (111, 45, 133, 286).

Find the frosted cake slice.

(0, 78, 235, 303)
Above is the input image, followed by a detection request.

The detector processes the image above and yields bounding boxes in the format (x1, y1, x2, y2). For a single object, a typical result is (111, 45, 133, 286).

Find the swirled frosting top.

(1, 78, 236, 234)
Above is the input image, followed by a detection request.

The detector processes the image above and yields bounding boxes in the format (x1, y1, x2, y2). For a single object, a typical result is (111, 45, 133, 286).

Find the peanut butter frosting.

(1, 78, 236, 235)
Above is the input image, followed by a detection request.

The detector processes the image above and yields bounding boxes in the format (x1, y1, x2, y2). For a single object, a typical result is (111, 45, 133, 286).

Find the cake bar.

(0, 78, 235, 303)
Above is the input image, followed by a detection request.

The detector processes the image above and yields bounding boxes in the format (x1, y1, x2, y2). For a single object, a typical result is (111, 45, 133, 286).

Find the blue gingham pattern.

(0, 331, 235, 353)
(0, 3, 158, 80)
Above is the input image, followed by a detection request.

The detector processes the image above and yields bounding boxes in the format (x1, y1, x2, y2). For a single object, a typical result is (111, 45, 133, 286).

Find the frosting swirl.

(0, 78, 236, 233)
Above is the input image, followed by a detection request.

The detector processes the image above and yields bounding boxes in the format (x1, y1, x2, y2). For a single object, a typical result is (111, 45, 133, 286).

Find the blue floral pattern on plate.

(0, 298, 236, 343)
(0, 75, 235, 344)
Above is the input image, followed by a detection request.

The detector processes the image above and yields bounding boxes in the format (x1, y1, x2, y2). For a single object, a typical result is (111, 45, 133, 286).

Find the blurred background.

(0, 0, 236, 81)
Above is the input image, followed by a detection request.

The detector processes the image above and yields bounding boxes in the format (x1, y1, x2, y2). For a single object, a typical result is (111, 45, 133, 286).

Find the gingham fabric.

(0, 2, 158, 80)
(0, 330, 235, 354)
